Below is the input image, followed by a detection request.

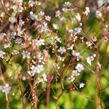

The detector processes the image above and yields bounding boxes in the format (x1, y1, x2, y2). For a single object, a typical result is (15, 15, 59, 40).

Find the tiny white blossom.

(9, 16, 16, 24)
(68, 75, 75, 82)
(86, 54, 96, 66)
(96, 10, 102, 18)
(28, 64, 44, 77)
(39, 11, 45, 17)
(12, 50, 19, 55)
(58, 47, 66, 54)
(37, 52, 44, 63)
(72, 50, 81, 61)
(79, 83, 85, 88)
(75, 63, 84, 72)
(72, 70, 80, 76)
(22, 51, 30, 59)
(0, 50, 6, 59)
(15, 37, 23, 44)
(67, 44, 74, 50)
(35, 1, 41, 5)
(4, 42, 11, 48)
(0, 84, 11, 94)
(84, 7, 90, 16)
(52, 23, 59, 30)
(73, 27, 82, 36)
(28, 0, 35, 7)
(86, 41, 93, 48)
(75, 13, 81, 22)
(36, 38, 45, 47)
(55, 36, 61, 42)
(55, 10, 61, 18)
(42, 74, 47, 82)
(30, 11, 37, 20)
(0, 12, 5, 18)
(58, 56, 65, 61)
(45, 16, 51, 21)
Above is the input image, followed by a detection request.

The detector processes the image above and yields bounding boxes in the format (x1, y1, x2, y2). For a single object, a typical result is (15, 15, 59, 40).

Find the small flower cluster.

(0, 83, 11, 94)
(0, 0, 108, 103)
(28, 64, 44, 77)
(68, 63, 84, 82)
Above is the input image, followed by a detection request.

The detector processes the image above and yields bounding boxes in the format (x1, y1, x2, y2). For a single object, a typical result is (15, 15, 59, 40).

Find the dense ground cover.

(0, 0, 109, 109)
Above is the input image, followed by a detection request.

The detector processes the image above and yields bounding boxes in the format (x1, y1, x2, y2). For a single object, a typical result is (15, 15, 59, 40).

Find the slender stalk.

(27, 75, 38, 109)
(5, 94, 9, 109)
(18, 74, 26, 109)
(0, 68, 9, 109)
(95, 46, 104, 109)
(46, 75, 53, 109)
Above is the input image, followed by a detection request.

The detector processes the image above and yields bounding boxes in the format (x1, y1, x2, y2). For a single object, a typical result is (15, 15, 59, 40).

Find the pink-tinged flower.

(0, 83, 11, 94)
(58, 47, 66, 55)
(28, 64, 44, 77)
(75, 63, 84, 73)
(86, 54, 96, 66)
(72, 50, 81, 61)
(35, 38, 45, 47)
(22, 51, 30, 59)
(45, 16, 51, 21)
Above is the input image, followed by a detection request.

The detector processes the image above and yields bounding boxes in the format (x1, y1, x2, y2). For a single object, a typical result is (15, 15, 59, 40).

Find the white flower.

(72, 70, 80, 76)
(12, 50, 19, 55)
(40, 22, 49, 33)
(72, 50, 81, 61)
(58, 47, 66, 54)
(22, 51, 30, 59)
(28, 64, 44, 77)
(75, 13, 81, 22)
(55, 36, 61, 43)
(79, 83, 85, 88)
(58, 56, 65, 61)
(4, 42, 11, 48)
(28, 0, 35, 7)
(68, 75, 75, 82)
(52, 23, 59, 30)
(18, 6, 24, 13)
(0, 83, 11, 94)
(28, 70, 35, 77)
(9, 16, 16, 24)
(36, 38, 45, 47)
(38, 11, 45, 17)
(35, 1, 41, 5)
(84, 7, 90, 16)
(96, 10, 102, 18)
(36, 64, 44, 73)
(63, 2, 72, 9)
(30, 11, 37, 20)
(73, 27, 82, 36)
(45, 16, 51, 21)
(19, 19, 24, 27)
(37, 52, 44, 63)
(86, 54, 96, 66)
(42, 74, 47, 82)
(67, 44, 74, 50)
(75, 63, 84, 72)
(86, 41, 93, 48)
(0, 12, 5, 18)
(0, 50, 6, 59)
(55, 10, 61, 18)
(15, 37, 23, 44)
